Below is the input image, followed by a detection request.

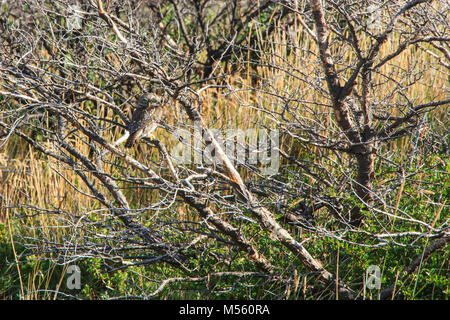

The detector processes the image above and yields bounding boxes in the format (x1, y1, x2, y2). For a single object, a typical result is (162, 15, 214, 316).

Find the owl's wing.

(124, 129, 141, 148)
(128, 104, 147, 132)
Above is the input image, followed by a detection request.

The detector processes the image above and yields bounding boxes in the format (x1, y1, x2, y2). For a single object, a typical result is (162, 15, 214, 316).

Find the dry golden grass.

(1, 19, 447, 221)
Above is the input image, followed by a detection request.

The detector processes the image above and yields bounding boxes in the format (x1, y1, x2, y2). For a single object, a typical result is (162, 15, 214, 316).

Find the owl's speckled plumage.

(125, 93, 162, 148)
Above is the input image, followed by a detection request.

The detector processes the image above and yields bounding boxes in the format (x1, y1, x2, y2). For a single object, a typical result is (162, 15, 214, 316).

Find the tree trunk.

(350, 146, 376, 226)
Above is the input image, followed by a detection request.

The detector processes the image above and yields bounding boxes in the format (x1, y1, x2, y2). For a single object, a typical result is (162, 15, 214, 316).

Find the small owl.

(125, 93, 162, 148)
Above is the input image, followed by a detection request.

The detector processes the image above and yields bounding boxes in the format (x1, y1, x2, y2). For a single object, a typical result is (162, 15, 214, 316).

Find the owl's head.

(139, 93, 161, 107)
